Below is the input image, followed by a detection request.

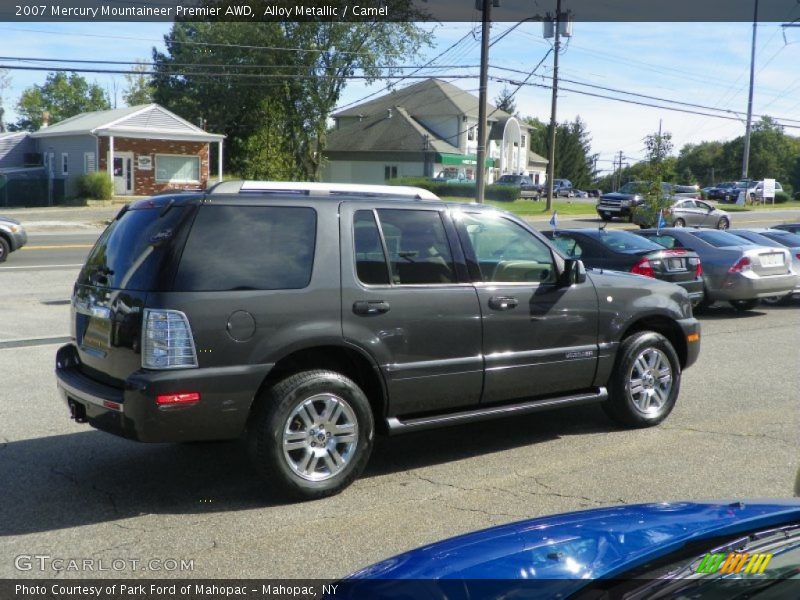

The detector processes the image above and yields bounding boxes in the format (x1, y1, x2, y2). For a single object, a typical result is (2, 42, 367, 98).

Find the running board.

(386, 388, 608, 435)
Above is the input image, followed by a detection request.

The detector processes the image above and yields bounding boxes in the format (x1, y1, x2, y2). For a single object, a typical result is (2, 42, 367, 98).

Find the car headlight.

(9, 225, 20, 233)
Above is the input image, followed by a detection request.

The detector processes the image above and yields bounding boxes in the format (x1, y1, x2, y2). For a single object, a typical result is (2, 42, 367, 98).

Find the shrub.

(773, 191, 790, 204)
(76, 172, 113, 200)
(389, 177, 520, 201)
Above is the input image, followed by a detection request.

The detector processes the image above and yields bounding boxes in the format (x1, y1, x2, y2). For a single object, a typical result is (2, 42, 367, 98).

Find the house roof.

(326, 106, 461, 155)
(334, 78, 515, 122)
(528, 150, 548, 165)
(30, 104, 225, 142)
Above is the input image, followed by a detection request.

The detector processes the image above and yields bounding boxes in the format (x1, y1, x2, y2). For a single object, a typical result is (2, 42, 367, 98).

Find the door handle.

(353, 300, 391, 315)
(488, 296, 519, 310)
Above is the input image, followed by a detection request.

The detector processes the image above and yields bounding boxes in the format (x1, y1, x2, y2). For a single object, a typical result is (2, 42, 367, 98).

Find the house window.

(155, 154, 200, 183)
(61, 153, 68, 176)
(521, 134, 526, 148)
(384, 165, 398, 180)
(84, 152, 96, 173)
(467, 126, 476, 141)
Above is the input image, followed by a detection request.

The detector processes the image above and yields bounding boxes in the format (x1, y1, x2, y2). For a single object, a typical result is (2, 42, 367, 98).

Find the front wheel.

(600, 213, 612, 222)
(730, 299, 759, 311)
(603, 332, 681, 428)
(248, 370, 374, 500)
(762, 294, 789, 306)
(0, 237, 9, 263)
(717, 217, 730, 230)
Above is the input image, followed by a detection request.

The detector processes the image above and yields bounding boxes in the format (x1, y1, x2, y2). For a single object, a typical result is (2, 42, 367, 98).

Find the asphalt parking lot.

(0, 208, 798, 580)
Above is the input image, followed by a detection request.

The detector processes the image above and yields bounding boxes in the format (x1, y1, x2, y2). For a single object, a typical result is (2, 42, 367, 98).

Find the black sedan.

(543, 228, 704, 305)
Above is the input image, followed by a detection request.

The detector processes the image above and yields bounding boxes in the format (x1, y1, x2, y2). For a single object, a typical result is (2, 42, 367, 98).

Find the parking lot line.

(20, 244, 93, 251)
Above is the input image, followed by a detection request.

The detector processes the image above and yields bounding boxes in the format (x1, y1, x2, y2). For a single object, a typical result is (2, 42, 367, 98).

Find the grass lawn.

(441, 196, 800, 218)
(441, 196, 595, 218)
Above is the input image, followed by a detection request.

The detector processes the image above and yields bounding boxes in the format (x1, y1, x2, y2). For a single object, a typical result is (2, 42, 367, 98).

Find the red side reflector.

(156, 392, 201, 406)
(103, 400, 122, 412)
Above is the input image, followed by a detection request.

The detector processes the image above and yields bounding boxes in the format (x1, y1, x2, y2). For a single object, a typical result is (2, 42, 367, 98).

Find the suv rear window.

(77, 204, 194, 291)
(174, 205, 316, 291)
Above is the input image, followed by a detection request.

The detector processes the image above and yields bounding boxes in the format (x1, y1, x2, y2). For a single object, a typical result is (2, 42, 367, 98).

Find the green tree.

(526, 116, 595, 189)
(15, 72, 110, 130)
(123, 60, 154, 106)
(633, 130, 674, 227)
(153, 12, 430, 180)
(494, 86, 517, 116)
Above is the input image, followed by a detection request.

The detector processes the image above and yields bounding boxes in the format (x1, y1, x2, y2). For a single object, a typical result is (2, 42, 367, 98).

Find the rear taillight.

(631, 257, 655, 278)
(142, 309, 198, 369)
(796, 253, 800, 261)
(688, 256, 702, 278)
(728, 257, 751, 273)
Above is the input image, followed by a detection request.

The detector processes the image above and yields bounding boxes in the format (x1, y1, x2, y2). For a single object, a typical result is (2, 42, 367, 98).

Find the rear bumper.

(55, 344, 272, 443)
(711, 272, 797, 301)
(675, 279, 704, 304)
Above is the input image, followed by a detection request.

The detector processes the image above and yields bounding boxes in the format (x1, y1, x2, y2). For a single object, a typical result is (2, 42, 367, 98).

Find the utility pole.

(475, 0, 493, 204)
(741, 0, 759, 180)
(544, 0, 562, 211)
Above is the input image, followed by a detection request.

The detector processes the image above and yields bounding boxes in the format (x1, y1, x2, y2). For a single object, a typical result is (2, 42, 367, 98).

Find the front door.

(453, 209, 600, 404)
(112, 153, 133, 195)
(340, 203, 483, 417)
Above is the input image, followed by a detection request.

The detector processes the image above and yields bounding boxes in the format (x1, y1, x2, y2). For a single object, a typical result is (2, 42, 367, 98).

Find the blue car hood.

(348, 500, 800, 583)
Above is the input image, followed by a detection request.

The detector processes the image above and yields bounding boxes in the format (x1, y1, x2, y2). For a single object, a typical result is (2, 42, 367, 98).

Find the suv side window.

(375, 209, 456, 285)
(174, 205, 316, 291)
(459, 212, 556, 283)
(353, 210, 390, 285)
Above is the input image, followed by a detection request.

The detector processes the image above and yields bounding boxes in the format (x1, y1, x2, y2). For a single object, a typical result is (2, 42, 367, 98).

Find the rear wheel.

(730, 299, 759, 311)
(717, 217, 730, 230)
(0, 237, 9, 263)
(673, 218, 686, 228)
(762, 294, 789, 306)
(603, 331, 681, 428)
(248, 370, 374, 500)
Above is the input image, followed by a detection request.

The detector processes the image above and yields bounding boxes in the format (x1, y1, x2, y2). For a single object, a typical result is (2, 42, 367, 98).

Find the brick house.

(28, 104, 224, 197)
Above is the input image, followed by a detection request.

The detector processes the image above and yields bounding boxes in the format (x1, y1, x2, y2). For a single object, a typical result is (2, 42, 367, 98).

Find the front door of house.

(112, 153, 133, 195)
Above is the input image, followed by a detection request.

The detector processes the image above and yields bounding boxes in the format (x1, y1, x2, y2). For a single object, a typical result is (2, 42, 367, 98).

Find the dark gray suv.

(56, 181, 700, 500)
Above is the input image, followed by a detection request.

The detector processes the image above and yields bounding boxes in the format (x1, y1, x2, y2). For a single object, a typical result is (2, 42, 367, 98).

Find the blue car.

(340, 501, 800, 599)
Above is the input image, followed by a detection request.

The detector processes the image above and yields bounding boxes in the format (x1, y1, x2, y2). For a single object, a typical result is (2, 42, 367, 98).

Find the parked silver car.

(727, 228, 800, 304)
(635, 228, 796, 311)
(0, 216, 28, 262)
(666, 199, 731, 229)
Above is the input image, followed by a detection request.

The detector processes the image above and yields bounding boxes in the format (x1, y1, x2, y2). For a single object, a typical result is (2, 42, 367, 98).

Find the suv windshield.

(77, 204, 195, 291)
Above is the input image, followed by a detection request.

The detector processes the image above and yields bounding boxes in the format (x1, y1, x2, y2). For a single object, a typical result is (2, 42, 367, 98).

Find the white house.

(322, 79, 548, 185)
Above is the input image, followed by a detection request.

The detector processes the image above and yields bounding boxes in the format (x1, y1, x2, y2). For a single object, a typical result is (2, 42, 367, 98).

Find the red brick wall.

(97, 137, 210, 195)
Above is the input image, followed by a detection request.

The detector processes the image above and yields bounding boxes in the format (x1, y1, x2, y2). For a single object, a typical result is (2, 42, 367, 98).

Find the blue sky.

(1, 20, 798, 177)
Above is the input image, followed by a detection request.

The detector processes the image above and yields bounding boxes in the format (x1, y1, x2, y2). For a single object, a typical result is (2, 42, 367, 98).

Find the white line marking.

(0, 263, 83, 270)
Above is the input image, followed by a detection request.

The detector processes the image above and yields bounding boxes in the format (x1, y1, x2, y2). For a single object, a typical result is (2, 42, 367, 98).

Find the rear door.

(340, 203, 483, 417)
(453, 210, 599, 404)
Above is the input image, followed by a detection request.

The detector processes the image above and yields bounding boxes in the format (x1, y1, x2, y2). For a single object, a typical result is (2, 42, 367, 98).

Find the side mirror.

(561, 258, 587, 286)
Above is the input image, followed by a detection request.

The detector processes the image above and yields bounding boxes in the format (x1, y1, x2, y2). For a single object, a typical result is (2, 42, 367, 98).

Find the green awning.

(436, 153, 494, 167)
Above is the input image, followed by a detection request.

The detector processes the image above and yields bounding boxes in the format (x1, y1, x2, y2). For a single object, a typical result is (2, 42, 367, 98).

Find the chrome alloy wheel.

(282, 394, 358, 482)
(626, 347, 673, 415)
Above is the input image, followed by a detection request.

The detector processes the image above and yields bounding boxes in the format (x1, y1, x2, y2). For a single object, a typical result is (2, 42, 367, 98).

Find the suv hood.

(600, 191, 639, 201)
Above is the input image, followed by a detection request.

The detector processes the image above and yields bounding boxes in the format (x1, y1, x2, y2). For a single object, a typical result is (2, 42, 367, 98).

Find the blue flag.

(549, 211, 558, 230)
(656, 210, 666, 232)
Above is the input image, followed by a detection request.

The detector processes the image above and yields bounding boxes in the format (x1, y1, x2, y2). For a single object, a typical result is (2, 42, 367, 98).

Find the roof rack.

(207, 180, 440, 201)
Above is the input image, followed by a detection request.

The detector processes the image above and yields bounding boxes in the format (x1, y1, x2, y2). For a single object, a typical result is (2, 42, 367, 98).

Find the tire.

(603, 331, 681, 428)
(600, 213, 611, 222)
(673, 218, 686, 228)
(717, 217, 730, 230)
(762, 294, 789, 306)
(0, 237, 9, 263)
(730, 299, 759, 311)
(248, 370, 374, 500)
